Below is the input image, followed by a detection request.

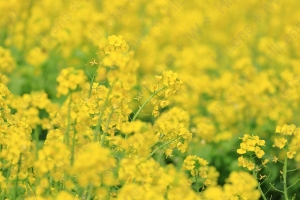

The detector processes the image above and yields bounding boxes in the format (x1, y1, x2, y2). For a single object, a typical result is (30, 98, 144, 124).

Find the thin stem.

(265, 185, 272, 195)
(146, 136, 179, 160)
(269, 183, 284, 193)
(94, 81, 115, 142)
(287, 167, 300, 172)
(126, 86, 166, 140)
(195, 175, 199, 192)
(70, 120, 77, 165)
(14, 154, 22, 199)
(287, 178, 300, 189)
(132, 86, 166, 122)
(34, 126, 39, 160)
(64, 93, 72, 146)
(86, 183, 93, 200)
(257, 182, 267, 200)
(0, 145, 2, 169)
(24, 178, 35, 197)
(25, 178, 35, 195)
(45, 175, 52, 196)
(283, 156, 289, 200)
(148, 142, 158, 150)
(101, 108, 114, 147)
(88, 72, 96, 98)
(260, 170, 272, 185)
(253, 171, 267, 200)
(278, 160, 285, 164)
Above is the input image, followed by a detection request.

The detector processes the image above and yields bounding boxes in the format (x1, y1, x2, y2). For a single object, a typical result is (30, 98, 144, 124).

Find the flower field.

(1, 0, 300, 199)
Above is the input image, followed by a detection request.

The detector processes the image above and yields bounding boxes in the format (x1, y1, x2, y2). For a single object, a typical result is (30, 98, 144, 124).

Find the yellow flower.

(40, 178, 49, 188)
(177, 142, 187, 153)
(159, 100, 169, 108)
(294, 128, 300, 136)
(247, 161, 255, 171)
(155, 75, 162, 82)
(0, 47, 15, 74)
(64, 180, 75, 191)
(182, 155, 209, 177)
(108, 35, 118, 46)
(275, 126, 281, 133)
(287, 151, 296, 159)
(272, 138, 287, 149)
(108, 35, 124, 46)
(240, 134, 250, 141)
(56, 67, 86, 97)
(238, 156, 247, 167)
(152, 109, 160, 117)
(237, 148, 246, 154)
(246, 139, 256, 151)
(165, 149, 173, 157)
(199, 171, 207, 178)
(104, 45, 114, 54)
(257, 139, 265, 146)
(254, 147, 265, 158)
(56, 191, 74, 199)
(204, 179, 212, 186)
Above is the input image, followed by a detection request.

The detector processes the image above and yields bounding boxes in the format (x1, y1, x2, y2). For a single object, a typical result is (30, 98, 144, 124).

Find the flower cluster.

(56, 67, 87, 97)
(153, 108, 192, 157)
(203, 171, 260, 200)
(274, 124, 300, 159)
(1, 0, 300, 198)
(237, 134, 266, 170)
(181, 155, 211, 186)
(146, 70, 182, 117)
(0, 47, 15, 74)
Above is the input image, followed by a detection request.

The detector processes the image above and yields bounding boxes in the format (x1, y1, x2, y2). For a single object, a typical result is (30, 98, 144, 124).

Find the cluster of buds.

(143, 70, 182, 117)
(181, 155, 211, 186)
(56, 67, 87, 97)
(237, 134, 268, 170)
(274, 124, 300, 159)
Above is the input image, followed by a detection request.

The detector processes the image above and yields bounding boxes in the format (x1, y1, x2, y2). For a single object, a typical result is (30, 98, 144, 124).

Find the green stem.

(94, 81, 115, 142)
(132, 86, 166, 122)
(148, 142, 157, 150)
(0, 145, 2, 169)
(253, 170, 267, 200)
(287, 167, 300, 172)
(34, 126, 39, 160)
(101, 108, 114, 147)
(146, 136, 179, 160)
(45, 175, 52, 196)
(283, 156, 289, 200)
(269, 183, 284, 193)
(195, 175, 200, 192)
(260, 170, 272, 185)
(257, 182, 267, 200)
(25, 178, 35, 195)
(64, 93, 72, 146)
(70, 120, 77, 165)
(126, 86, 166, 140)
(2, 166, 9, 198)
(287, 178, 300, 189)
(88, 73, 96, 98)
(14, 154, 22, 199)
(86, 184, 93, 200)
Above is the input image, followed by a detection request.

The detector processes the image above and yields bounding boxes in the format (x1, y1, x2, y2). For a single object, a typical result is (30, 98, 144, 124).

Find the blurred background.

(0, 0, 300, 199)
